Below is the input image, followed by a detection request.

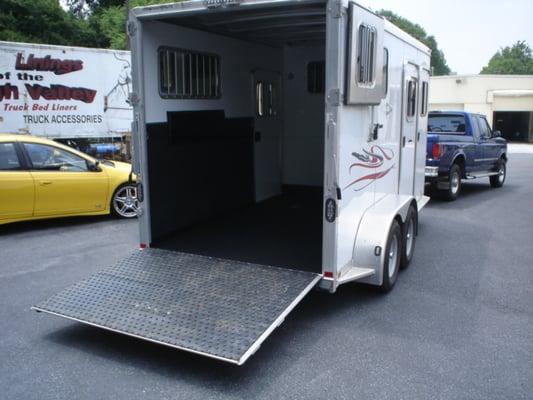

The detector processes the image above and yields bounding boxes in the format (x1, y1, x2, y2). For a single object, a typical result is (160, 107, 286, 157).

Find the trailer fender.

(351, 194, 415, 286)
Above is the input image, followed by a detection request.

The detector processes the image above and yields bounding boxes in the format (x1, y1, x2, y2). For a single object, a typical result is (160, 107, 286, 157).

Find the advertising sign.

(0, 41, 133, 138)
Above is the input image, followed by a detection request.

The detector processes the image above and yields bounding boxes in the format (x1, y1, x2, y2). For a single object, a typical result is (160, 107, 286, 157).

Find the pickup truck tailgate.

(32, 248, 320, 365)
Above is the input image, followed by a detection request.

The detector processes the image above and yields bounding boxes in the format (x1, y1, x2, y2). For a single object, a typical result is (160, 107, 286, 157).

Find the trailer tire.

(400, 207, 417, 270)
(380, 220, 402, 293)
(111, 183, 139, 219)
(441, 163, 462, 201)
(490, 159, 506, 188)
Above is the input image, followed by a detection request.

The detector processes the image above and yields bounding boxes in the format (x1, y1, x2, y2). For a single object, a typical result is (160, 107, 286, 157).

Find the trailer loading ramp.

(32, 248, 320, 365)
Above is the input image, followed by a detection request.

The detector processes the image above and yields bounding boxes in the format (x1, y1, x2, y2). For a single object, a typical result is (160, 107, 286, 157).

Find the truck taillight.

(432, 143, 442, 159)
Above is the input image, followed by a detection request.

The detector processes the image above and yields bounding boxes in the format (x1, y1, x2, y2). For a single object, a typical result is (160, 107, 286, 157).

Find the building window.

(307, 61, 325, 94)
(420, 81, 429, 116)
(407, 80, 417, 118)
(357, 24, 377, 85)
(158, 47, 221, 99)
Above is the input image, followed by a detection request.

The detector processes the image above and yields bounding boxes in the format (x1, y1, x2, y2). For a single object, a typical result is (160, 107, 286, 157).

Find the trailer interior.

(145, 2, 328, 274)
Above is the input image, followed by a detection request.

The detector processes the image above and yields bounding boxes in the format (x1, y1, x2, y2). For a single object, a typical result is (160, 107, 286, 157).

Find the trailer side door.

(399, 62, 419, 195)
(253, 70, 283, 202)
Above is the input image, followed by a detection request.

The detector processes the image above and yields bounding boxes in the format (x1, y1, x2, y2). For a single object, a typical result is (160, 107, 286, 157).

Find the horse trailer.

(33, 0, 431, 365)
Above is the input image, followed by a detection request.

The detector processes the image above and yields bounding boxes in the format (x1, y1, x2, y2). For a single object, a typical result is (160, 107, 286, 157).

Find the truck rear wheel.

(490, 159, 506, 188)
(400, 207, 417, 270)
(441, 163, 462, 201)
(380, 220, 402, 293)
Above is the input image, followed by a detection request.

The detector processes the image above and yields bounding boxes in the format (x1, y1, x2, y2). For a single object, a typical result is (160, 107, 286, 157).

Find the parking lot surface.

(1, 152, 532, 400)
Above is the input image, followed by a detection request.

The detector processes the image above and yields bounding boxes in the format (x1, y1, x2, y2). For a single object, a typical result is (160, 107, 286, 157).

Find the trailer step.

(32, 248, 320, 365)
(338, 266, 375, 284)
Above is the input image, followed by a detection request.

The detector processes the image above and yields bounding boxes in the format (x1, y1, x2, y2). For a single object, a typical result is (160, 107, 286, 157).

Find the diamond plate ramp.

(32, 248, 320, 365)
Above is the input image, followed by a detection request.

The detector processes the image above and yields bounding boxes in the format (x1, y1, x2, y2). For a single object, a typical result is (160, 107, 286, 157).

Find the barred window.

(357, 24, 377, 85)
(158, 47, 221, 99)
(307, 61, 325, 94)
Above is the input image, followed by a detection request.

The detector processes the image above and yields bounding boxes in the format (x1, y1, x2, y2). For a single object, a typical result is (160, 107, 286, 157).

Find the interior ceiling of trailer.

(157, 3, 326, 47)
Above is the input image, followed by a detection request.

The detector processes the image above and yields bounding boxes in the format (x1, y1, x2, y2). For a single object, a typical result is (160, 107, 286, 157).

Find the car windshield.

(428, 114, 466, 134)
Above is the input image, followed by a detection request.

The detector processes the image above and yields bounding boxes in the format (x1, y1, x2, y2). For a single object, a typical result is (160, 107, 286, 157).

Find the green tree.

(481, 41, 533, 74)
(378, 10, 451, 76)
(0, 0, 104, 47)
(66, 0, 125, 17)
(92, 0, 173, 50)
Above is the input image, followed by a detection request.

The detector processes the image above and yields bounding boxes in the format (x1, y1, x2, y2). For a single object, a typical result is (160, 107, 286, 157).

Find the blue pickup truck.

(425, 111, 507, 200)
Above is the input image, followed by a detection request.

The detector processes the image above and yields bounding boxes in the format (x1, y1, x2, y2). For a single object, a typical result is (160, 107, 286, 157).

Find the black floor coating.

(154, 189, 323, 273)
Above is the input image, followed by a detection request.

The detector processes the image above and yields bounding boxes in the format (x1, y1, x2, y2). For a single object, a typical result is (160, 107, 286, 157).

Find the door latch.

(372, 123, 383, 141)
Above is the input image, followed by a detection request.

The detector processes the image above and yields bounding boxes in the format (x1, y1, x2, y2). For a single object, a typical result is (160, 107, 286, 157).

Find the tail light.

(432, 143, 442, 159)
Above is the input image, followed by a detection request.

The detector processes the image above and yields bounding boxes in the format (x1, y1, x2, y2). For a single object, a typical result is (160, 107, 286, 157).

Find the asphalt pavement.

(1, 151, 532, 400)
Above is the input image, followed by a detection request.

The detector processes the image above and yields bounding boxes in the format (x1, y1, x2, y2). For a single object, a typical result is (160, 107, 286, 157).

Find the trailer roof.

(129, 0, 430, 52)
(131, 0, 327, 47)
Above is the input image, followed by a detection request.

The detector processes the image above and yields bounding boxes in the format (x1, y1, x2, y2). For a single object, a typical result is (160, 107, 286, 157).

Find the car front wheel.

(111, 183, 139, 218)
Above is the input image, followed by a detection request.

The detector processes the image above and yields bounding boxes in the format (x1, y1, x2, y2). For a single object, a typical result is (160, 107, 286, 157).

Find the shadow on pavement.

(0, 215, 130, 236)
(425, 181, 518, 206)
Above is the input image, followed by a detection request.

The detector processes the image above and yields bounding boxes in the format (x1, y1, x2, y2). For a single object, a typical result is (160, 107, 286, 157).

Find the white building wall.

(428, 74, 533, 126)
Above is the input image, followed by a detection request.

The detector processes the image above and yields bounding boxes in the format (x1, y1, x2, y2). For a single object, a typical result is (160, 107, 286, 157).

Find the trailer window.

(158, 47, 221, 99)
(307, 61, 325, 94)
(406, 80, 417, 118)
(255, 81, 277, 118)
(256, 82, 265, 117)
(420, 81, 429, 116)
(383, 48, 389, 95)
(357, 24, 377, 85)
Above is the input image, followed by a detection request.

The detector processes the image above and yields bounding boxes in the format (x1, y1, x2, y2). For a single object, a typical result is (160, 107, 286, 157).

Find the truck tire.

(400, 206, 417, 270)
(441, 163, 462, 201)
(111, 183, 139, 218)
(490, 159, 506, 188)
(380, 220, 402, 293)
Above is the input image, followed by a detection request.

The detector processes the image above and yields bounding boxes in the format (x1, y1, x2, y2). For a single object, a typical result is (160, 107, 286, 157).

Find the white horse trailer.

(33, 0, 431, 365)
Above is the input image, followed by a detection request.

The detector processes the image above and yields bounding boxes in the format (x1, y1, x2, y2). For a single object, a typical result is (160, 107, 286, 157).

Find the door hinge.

(128, 92, 140, 107)
(127, 21, 137, 37)
(327, 89, 342, 107)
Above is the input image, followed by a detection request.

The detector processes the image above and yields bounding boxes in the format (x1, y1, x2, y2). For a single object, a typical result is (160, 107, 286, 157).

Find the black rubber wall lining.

(146, 110, 255, 241)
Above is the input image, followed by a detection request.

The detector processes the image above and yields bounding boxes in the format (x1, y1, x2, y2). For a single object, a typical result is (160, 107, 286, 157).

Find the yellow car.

(0, 134, 138, 225)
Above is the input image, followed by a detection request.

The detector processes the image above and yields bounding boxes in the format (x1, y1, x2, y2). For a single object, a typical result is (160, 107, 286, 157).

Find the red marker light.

(140, 243, 147, 249)
(324, 271, 333, 278)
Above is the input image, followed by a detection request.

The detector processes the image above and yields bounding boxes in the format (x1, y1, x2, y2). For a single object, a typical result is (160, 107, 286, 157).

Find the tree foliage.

(95, 0, 171, 49)
(0, 0, 170, 50)
(66, 0, 124, 18)
(481, 41, 533, 75)
(378, 10, 451, 76)
(0, 0, 103, 47)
